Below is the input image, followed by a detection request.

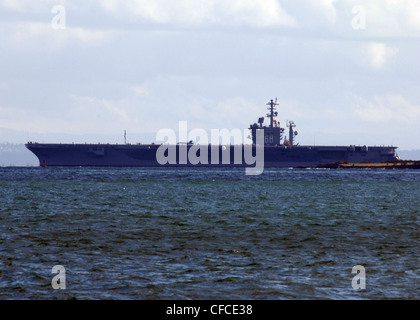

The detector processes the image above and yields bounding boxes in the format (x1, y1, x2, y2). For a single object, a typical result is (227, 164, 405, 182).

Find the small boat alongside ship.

(315, 160, 420, 169)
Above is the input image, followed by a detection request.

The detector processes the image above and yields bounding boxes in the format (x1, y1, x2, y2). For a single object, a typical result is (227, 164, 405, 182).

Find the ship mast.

(266, 98, 278, 128)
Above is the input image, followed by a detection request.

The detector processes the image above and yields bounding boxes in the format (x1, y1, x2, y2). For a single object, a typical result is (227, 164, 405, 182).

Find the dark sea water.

(0, 167, 419, 300)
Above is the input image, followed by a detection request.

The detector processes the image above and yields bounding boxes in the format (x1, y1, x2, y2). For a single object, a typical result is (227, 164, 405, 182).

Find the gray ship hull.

(25, 143, 397, 168)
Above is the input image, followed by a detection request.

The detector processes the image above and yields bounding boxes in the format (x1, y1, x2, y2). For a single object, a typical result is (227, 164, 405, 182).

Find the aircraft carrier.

(26, 99, 398, 168)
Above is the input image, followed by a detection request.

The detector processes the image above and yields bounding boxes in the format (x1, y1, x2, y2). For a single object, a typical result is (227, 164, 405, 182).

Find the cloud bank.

(0, 0, 419, 149)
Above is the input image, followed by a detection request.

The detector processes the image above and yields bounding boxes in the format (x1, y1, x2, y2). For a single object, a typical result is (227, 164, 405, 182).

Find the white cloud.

(0, 0, 69, 14)
(304, 0, 337, 24)
(130, 86, 150, 97)
(381, 0, 420, 36)
(353, 94, 420, 123)
(218, 0, 297, 27)
(286, 0, 420, 38)
(345, 0, 420, 38)
(0, 21, 113, 51)
(1, 0, 50, 12)
(365, 42, 399, 69)
(98, 0, 296, 27)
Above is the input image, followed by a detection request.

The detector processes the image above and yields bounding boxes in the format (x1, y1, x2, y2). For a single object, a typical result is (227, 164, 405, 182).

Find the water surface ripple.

(0, 167, 419, 299)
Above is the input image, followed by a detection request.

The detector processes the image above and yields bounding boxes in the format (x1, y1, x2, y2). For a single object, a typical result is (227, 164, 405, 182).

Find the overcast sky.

(1, 0, 420, 149)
